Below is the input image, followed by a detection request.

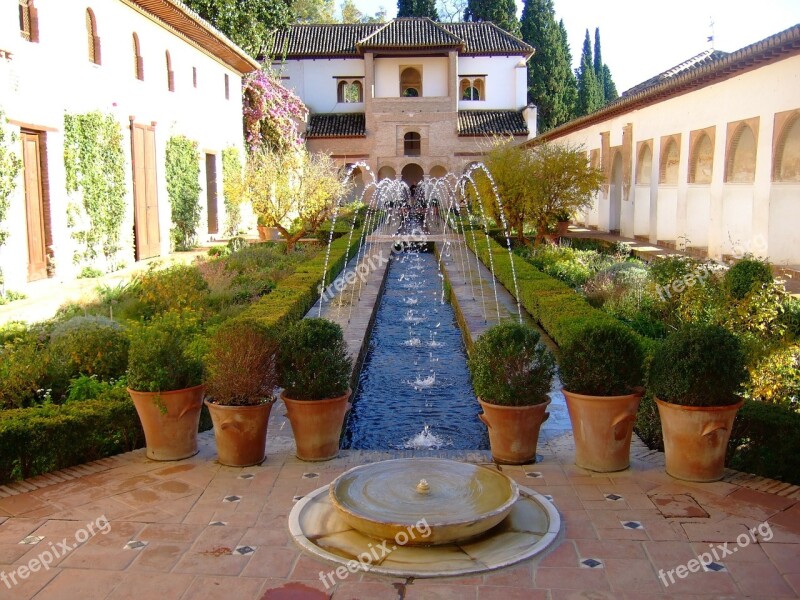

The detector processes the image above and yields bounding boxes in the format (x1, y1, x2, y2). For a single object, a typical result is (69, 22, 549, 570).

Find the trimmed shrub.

(278, 318, 351, 400)
(0, 331, 49, 409)
(648, 324, 748, 407)
(725, 256, 773, 300)
(134, 264, 209, 319)
(127, 312, 204, 392)
(728, 400, 800, 484)
(47, 316, 129, 399)
(560, 321, 645, 396)
(469, 322, 554, 406)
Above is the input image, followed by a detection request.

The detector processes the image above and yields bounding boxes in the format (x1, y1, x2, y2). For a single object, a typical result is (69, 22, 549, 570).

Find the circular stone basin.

(329, 458, 519, 545)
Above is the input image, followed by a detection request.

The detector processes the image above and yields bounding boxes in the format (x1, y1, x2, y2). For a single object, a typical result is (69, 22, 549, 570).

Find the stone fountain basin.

(329, 458, 519, 546)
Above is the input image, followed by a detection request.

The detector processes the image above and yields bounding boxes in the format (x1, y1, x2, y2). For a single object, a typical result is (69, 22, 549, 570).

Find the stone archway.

(430, 165, 447, 178)
(401, 163, 424, 186)
(377, 166, 396, 180)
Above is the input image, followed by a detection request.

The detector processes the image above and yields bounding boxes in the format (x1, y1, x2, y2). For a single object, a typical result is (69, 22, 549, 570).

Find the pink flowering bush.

(243, 70, 308, 153)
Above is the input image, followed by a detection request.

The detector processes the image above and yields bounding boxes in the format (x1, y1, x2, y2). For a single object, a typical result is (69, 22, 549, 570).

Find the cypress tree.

(602, 64, 619, 101)
(464, 0, 521, 37)
(559, 19, 578, 121)
(593, 27, 605, 101)
(576, 29, 602, 116)
(520, 0, 575, 131)
(397, 0, 438, 19)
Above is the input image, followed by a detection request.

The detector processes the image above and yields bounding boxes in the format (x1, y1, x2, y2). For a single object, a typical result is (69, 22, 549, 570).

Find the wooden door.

(205, 153, 218, 235)
(132, 124, 161, 260)
(21, 132, 47, 281)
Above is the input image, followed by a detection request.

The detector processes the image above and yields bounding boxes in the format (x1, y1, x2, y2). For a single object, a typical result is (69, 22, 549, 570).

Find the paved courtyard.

(0, 394, 798, 600)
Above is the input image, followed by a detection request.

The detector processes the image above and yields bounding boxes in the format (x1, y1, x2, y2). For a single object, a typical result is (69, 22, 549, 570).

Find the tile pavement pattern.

(0, 428, 797, 599)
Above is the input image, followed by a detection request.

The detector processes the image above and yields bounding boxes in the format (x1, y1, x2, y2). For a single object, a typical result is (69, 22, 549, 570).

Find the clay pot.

(281, 390, 351, 461)
(205, 399, 274, 467)
(128, 385, 204, 461)
(556, 221, 570, 236)
(563, 389, 642, 472)
(478, 398, 550, 464)
(257, 225, 268, 241)
(655, 397, 744, 482)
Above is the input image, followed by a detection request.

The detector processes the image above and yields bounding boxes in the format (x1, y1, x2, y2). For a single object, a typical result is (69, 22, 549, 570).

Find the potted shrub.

(278, 318, 352, 461)
(127, 312, 204, 461)
(560, 321, 645, 472)
(649, 324, 748, 482)
(554, 211, 571, 237)
(469, 321, 555, 464)
(204, 322, 278, 467)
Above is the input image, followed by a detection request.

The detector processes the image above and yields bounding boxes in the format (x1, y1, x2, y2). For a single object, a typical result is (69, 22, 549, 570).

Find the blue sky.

(348, 0, 800, 92)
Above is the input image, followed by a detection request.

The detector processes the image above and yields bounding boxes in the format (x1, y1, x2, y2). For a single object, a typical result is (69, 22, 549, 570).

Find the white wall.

(456, 56, 524, 110)
(0, 0, 247, 289)
(542, 54, 800, 264)
(374, 57, 448, 98)
(278, 58, 365, 113)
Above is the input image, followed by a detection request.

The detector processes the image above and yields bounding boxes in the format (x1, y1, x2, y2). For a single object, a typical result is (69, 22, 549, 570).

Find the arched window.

(404, 132, 421, 156)
(165, 50, 174, 91)
(337, 80, 363, 103)
(19, 0, 38, 42)
(132, 33, 144, 80)
(459, 77, 484, 101)
(660, 138, 679, 184)
(636, 143, 652, 184)
(773, 114, 800, 182)
(400, 67, 422, 97)
(726, 124, 756, 183)
(689, 134, 714, 184)
(86, 8, 101, 65)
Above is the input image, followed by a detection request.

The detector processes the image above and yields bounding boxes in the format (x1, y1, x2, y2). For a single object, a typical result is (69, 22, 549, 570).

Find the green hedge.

(467, 236, 799, 485)
(225, 228, 363, 335)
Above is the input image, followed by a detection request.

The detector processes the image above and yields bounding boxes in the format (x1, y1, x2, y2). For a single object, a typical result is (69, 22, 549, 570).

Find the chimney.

(523, 103, 538, 139)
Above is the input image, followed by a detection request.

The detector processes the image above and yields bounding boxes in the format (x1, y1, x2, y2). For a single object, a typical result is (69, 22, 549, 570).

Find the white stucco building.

(527, 25, 800, 265)
(271, 18, 536, 184)
(0, 0, 257, 290)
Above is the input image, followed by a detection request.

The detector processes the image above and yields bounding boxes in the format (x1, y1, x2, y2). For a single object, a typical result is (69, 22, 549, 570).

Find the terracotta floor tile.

(534, 566, 609, 590)
(290, 554, 335, 581)
(240, 546, 298, 579)
(332, 580, 399, 599)
(182, 575, 267, 600)
(32, 568, 120, 600)
(480, 563, 532, 587)
(728, 560, 797, 596)
(762, 542, 800, 573)
(127, 542, 189, 572)
(405, 583, 478, 599)
(575, 539, 645, 560)
(239, 526, 290, 547)
(727, 488, 797, 513)
(538, 541, 577, 567)
(564, 521, 598, 540)
(477, 586, 547, 600)
(603, 558, 662, 593)
(189, 525, 247, 553)
(550, 590, 617, 600)
(139, 522, 205, 543)
(105, 571, 194, 599)
(0, 564, 60, 600)
(0, 519, 45, 544)
(172, 551, 250, 576)
(594, 528, 649, 541)
(571, 485, 604, 501)
(681, 521, 752, 542)
(785, 572, 800, 596)
(769, 503, 800, 534)
(689, 539, 770, 563)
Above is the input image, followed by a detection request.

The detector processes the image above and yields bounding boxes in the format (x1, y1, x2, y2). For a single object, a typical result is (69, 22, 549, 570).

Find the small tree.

(527, 142, 603, 244)
(165, 136, 201, 250)
(221, 147, 244, 236)
(246, 148, 350, 252)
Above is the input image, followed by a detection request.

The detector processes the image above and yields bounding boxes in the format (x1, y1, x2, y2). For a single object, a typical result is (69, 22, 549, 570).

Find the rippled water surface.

(343, 250, 489, 450)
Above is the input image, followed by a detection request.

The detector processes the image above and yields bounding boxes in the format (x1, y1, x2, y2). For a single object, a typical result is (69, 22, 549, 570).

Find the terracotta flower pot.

(655, 397, 744, 482)
(257, 225, 268, 241)
(281, 389, 351, 461)
(478, 398, 550, 465)
(128, 385, 204, 461)
(556, 220, 570, 236)
(563, 389, 642, 472)
(205, 399, 274, 467)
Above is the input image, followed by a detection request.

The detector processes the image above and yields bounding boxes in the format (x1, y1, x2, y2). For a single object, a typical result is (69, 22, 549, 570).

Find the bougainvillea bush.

(243, 69, 307, 153)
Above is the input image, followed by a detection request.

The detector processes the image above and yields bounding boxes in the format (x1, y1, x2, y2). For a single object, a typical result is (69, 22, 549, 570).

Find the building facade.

(271, 18, 536, 184)
(0, 0, 257, 290)
(526, 25, 800, 265)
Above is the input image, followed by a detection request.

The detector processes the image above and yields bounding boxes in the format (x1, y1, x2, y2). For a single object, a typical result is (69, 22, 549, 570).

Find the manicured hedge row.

(467, 236, 800, 485)
(465, 236, 653, 353)
(225, 228, 363, 335)
(0, 395, 214, 484)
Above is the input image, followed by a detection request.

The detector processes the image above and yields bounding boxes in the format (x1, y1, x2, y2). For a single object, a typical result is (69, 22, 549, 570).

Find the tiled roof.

(458, 110, 528, 136)
(271, 24, 381, 58)
(621, 49, 729, 97)
(306, 113, 366, 138)
(269, 18, 532, 58)
(531, 24, 800, 144)
(358, 18, 464, 50)
(440, 22, 533, 55)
